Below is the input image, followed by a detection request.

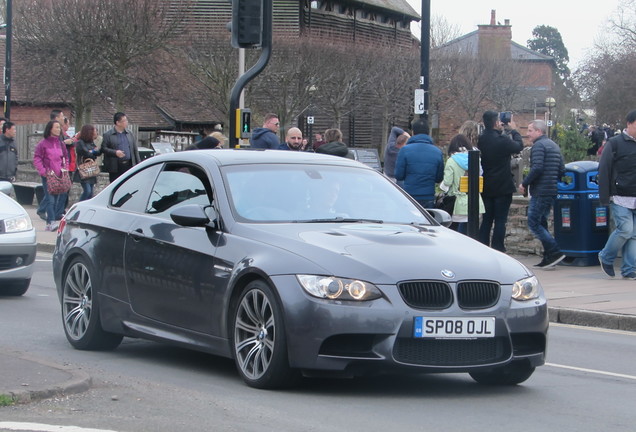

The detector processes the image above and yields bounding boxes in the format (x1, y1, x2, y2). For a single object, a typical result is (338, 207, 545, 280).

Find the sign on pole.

(414, 89, 425, 115)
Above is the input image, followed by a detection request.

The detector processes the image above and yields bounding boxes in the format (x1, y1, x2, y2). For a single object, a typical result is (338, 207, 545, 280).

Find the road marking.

(546, 363, 636, 380)
(0, 422, 118, 432)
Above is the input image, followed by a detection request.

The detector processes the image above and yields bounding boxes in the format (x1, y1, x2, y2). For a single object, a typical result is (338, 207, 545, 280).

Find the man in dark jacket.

(249, 113, 280, 149)
(519, 120, 566, 269)
(477, 110, 524, 252)
(0, 121, 18, 182)
(394, 118, 443, 208)
(383, 126, 410, 182)
(101, 112, 140, 182)
(597, 109, 636, 279)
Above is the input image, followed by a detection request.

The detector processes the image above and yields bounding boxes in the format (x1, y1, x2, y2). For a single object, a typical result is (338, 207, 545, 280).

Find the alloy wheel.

(63, 262, 93, 341)
(234, 288, 275, 380)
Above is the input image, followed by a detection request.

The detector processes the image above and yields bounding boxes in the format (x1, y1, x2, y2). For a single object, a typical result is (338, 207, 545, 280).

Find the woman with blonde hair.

(458, 120, 481, 149)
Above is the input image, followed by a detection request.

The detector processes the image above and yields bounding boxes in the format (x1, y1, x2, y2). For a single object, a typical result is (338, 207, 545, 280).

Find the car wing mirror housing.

(170, 204, 218, 229)
(425, 208, 453, 227)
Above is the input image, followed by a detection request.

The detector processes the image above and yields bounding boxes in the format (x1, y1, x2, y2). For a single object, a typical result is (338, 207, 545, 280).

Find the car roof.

(145, 149, 370, 169)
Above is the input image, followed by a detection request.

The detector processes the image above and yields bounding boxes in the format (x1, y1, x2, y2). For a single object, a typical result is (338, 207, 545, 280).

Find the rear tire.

(0, 279, 30, 296)
(61, 257, 122, 351)
(231, 280, 299, 389)
(469, 361, 535, 385)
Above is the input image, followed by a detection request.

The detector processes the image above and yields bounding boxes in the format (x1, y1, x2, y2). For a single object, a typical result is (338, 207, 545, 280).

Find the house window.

(311, 0, 319, 9)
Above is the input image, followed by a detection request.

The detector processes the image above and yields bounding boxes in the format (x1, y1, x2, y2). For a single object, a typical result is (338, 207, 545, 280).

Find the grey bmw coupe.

(53, 149, 547, 389)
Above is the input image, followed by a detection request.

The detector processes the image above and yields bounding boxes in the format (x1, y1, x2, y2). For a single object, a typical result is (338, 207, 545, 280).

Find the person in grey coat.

(0, 121, 18, 182)
(519, 120, 565, 269)
(101, 112, 140, 182)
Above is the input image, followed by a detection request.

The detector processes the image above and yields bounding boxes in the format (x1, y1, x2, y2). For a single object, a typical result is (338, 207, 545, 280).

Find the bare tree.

(14, 0, 189, 126)
(249, 37, 319, 135)
(610, 0, 636, 49)
(430, 14, 462, 49)
(178, 33, 241, 120)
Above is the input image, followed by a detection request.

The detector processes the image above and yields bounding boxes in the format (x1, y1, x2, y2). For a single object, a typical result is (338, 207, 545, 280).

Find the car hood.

(237, 223, 532, 284)
(0, 193, 29, 219)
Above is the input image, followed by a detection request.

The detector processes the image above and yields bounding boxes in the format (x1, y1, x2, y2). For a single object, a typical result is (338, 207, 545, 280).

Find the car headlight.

(297, 275, 383, 301)
(2, 215, 33, 233)
(511, 275, 541, 301)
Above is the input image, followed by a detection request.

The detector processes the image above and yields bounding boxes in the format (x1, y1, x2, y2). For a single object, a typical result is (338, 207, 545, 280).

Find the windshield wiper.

(293, 217, 384, 224)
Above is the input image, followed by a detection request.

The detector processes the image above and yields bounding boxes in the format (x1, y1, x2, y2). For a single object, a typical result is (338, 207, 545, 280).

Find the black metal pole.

(229, 0, 272, 148)
(420, 0, 430, 116)
(467, 150, 480, 239)
(4, 0, 12, 119)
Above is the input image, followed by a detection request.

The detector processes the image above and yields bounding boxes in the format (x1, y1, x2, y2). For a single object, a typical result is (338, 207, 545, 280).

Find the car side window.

(110, 164, 163, 213)
(146, 164, 212, 219)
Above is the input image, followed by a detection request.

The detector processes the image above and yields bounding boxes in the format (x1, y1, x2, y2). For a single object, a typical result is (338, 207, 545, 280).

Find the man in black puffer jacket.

(519, 120, 565, 269)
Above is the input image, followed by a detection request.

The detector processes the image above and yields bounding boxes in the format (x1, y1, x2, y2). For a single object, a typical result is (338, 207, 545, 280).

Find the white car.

(0, 181, 37, 296)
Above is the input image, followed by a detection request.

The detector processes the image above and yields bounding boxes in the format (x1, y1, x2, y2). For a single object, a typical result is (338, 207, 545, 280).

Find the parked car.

(0, 181, 37, 296)
(52, 150, 548, 388)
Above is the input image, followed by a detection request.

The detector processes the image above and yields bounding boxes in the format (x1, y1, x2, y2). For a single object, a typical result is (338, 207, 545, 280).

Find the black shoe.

(543, 253, 566, 268)
(599, 254, 615, 278)
(533, 257, 549, 268)
(36, 210, 46, 221)
(622, 272, 636, 280)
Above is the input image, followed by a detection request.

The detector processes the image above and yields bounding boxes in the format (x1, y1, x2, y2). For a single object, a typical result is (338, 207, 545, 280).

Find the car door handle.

(129, 228, 145, 241)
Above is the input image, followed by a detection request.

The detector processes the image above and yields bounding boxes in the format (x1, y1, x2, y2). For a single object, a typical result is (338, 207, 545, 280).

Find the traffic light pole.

(229, 0, 272, 148)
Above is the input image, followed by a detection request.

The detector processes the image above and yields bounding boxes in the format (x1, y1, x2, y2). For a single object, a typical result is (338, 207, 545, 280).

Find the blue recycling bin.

(554, 161, 609, 266)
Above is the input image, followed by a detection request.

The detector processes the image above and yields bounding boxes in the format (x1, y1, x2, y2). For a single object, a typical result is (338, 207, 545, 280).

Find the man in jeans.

(597, 109, 636, 279)
(519, 120, 566, 268)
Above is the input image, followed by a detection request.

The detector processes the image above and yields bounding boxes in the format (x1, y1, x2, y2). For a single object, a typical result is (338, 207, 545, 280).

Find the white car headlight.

(512, 275, 541, 301)
(297, 275, 383, 301)
(3, 215, 33, 233)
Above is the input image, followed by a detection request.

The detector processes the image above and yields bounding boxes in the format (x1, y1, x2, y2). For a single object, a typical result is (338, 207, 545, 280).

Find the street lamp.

(545, 96, 556, 138)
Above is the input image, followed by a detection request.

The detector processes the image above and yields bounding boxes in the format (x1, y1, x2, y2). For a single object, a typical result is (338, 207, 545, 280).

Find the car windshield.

(223, 164, 431, 225)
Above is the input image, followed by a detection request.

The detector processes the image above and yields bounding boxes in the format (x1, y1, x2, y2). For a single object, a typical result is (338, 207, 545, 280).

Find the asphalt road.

(1, 255, 635, 432)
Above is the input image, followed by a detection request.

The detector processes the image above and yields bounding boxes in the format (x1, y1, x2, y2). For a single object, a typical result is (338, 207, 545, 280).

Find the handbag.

(77, 158, 101, 179)
(46, 170, 72, 195)
(435, 192, 456, 216)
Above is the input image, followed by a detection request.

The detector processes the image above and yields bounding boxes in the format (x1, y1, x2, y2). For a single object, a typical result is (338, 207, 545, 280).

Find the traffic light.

(235, 108, 251, 139)
(231, 0, 263, 48)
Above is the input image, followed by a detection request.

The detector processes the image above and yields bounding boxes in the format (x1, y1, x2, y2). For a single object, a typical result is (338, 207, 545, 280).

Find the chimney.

(490, 10, 496, 26)
(505, 19, 510, 26)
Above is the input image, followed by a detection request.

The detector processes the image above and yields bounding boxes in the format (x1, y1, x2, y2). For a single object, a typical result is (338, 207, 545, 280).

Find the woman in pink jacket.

(33, 120, 68, 231)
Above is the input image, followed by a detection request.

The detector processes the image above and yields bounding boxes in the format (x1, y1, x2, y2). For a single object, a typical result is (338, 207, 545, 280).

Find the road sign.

(414, 89, 425, 114)
(307, 116, 314, 125)
(547, 120, 554, 127)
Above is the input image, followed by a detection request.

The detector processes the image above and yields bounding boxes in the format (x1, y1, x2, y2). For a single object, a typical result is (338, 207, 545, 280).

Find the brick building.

(432, 10, 557, 144)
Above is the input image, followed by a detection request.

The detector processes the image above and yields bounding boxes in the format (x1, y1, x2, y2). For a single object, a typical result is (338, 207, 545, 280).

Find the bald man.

(278, 127, 305, 151)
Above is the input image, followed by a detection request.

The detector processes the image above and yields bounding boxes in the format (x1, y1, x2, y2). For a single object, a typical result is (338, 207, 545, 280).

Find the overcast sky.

(406, 0, 622, 67)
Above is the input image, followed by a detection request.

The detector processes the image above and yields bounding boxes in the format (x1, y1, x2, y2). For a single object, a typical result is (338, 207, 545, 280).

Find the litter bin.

(554, 161, 609, 266)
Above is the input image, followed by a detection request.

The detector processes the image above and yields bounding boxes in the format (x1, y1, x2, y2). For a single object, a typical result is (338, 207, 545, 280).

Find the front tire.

(469, 361, 535, 385)
(62, 257, 123, 351)
(231, 280, 298, 389)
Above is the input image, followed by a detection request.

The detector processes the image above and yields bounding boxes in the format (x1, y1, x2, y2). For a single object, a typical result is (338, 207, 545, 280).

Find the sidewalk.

(1, 204, 634, 404)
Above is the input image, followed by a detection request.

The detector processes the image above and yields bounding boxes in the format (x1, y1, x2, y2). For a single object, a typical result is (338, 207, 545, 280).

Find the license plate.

(413, 317, 495, 338)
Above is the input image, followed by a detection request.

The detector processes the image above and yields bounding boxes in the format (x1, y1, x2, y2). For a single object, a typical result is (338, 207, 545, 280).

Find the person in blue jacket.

(394, 117, 444, 208)
(249, 113, 280, 149)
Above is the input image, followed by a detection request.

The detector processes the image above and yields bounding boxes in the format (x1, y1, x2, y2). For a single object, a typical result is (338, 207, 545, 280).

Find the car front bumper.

(271, 275, 548, 375)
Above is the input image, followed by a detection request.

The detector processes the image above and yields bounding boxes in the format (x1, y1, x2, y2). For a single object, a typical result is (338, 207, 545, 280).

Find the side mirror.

(0, 181, 13, 196)
(425, 208, 452, 227)
(170, 204, 218, 228)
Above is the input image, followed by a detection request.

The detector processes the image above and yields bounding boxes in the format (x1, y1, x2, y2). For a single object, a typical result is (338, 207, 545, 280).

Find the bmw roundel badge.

(441, 269, 455, 279)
